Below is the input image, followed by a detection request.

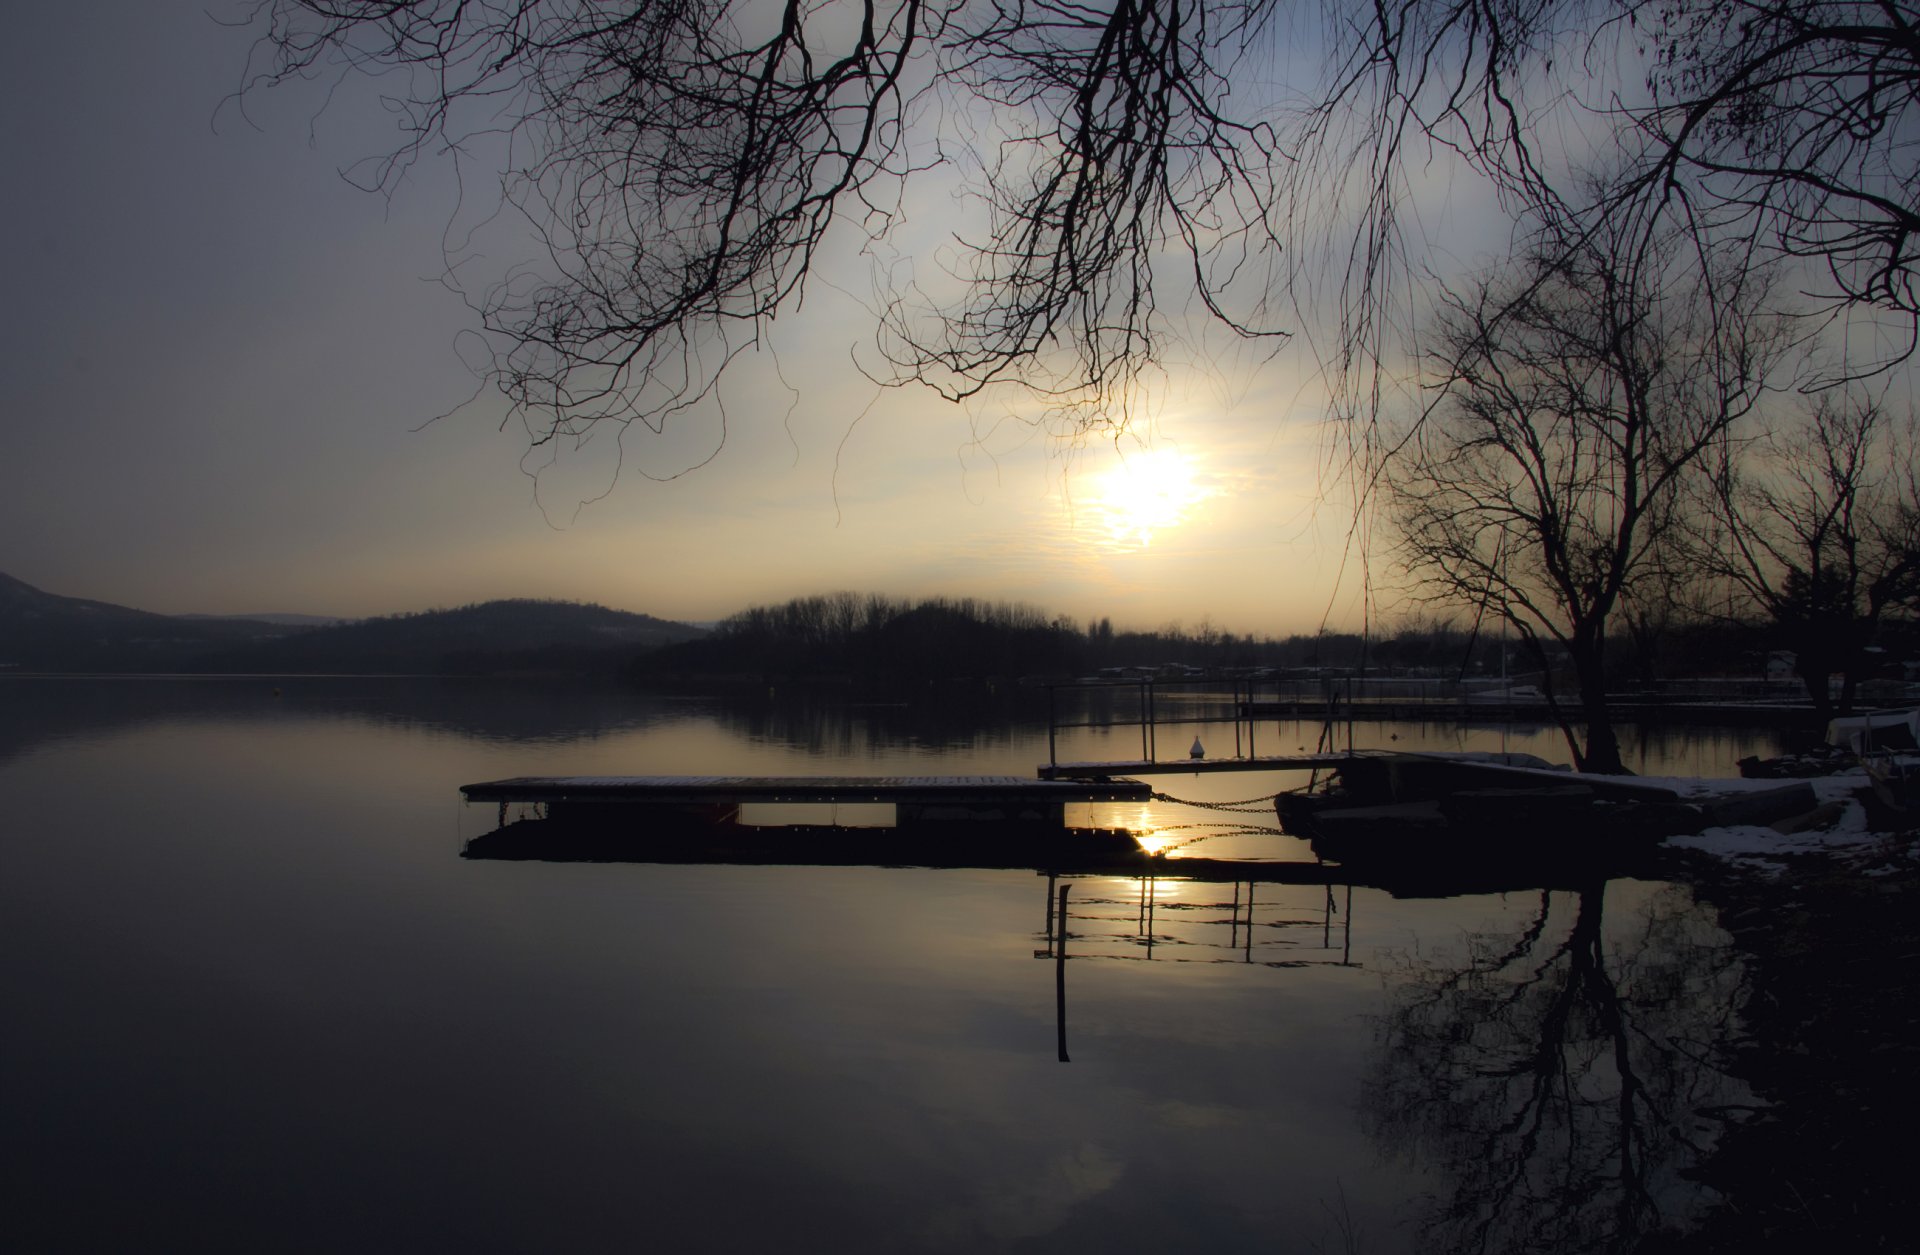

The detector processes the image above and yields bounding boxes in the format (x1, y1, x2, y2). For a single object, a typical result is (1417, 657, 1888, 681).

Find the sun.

(1090, 448, 1208, 549)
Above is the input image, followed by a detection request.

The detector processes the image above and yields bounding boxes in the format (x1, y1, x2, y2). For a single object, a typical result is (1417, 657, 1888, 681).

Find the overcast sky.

(2, 2, 1383, 633)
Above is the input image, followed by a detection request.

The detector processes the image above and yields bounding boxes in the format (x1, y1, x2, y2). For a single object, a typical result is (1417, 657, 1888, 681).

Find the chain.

(1148, 782, 1315, 813)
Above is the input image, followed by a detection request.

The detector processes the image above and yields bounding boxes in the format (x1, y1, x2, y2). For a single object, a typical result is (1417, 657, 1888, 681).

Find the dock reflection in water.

(465, 811, 1750, 1254)
(1033, 869, 1748, 1254)
(1042, 869, 1750, 1252)
(1037, 872, 1355, 968)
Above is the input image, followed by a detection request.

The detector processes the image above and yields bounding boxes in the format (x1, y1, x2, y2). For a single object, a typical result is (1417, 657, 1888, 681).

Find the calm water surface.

(1, 679, 1781, 1253)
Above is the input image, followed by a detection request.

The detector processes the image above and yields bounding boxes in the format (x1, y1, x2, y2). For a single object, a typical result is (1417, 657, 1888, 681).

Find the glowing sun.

(1089, 448, 1209, 549)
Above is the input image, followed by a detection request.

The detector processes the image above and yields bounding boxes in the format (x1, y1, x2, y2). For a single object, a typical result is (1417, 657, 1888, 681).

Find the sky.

(1, 2, 1383, 634)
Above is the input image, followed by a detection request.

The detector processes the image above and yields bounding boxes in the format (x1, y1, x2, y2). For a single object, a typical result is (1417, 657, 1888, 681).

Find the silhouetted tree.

(1386, 215, 1781, 772)
(1692, 396, 1920, 716)
(243, 0, 1289, 447)
(243, 1, 1920, 464)
(1303, 0, 1920, 419)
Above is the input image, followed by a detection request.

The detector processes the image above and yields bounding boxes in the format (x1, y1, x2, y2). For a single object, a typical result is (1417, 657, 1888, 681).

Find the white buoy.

(1190, 736, 1205, 759)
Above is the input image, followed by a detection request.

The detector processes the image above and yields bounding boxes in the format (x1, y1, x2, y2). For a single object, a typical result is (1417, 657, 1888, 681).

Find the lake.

(1, 677, 1791, 1253)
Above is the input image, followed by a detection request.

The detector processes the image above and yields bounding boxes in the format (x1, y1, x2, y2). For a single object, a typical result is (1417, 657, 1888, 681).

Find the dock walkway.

(1037, 752, 1364, 780)
(461, 774, 1154, 827)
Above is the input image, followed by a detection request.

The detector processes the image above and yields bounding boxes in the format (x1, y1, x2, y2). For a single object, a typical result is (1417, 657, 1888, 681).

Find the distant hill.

(0, 574, 705, 675)
(200, 599, 707, 675)
(0, 573, 301, 672)
(175, 612, 347, 628)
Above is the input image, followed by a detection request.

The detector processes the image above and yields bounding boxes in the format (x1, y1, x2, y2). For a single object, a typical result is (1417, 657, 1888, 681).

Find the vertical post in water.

(1056, 883, 1072, 1063)
(1343, 884, 1354, 966)
(1138, 682, 1150, 764)
(1147, 681, 1157, 762)
(1048, 685, 1058, 768)
(1248, 675, 1258, 760)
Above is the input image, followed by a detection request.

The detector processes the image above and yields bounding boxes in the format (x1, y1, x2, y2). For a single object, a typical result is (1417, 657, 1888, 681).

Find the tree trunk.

(1572, 640, 1627, 774)
(1798, 661, 1836, 722)
(1581, 707, 1627, 775)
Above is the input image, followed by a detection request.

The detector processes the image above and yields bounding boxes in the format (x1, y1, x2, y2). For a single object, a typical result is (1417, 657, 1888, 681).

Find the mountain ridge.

(0, 574, 705, 674)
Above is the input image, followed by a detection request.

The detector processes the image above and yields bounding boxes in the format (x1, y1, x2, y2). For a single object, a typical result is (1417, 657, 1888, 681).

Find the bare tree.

(1386, 219, 1781, 772)
(1638, 1, 1920, 332)
(238, 1, 1920, 503)
(241, 0, 1290, 450)
(1693, 396, 1920, 717)
(1307, 1, 1920, 378)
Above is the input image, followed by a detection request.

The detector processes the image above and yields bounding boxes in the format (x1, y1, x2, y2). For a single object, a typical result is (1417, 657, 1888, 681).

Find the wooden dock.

(461, 774, 1154, 828)
(1037, 751, 1373, 780)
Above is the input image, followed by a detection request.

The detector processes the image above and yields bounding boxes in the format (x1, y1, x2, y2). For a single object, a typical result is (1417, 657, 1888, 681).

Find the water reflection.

(2, 677, 1778, 1252)
(1364, 881, 1748, 1253)
(1039, 875, 1360, 1065)
(0, 675, 1797, 778)
(0, 675, 1056, 768)
(1038, 873, 1356, 968)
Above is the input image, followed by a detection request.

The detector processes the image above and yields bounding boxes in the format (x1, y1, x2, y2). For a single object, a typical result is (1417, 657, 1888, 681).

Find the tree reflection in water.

(1364, 881, 1750, 1254)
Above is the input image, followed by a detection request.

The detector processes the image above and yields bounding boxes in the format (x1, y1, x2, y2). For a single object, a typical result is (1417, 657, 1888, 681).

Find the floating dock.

(461, 774, 1154, 828)
(1038, 752, 1363, 780)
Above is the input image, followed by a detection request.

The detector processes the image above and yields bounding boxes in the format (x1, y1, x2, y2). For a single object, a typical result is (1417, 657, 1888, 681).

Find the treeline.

(633, 593, 1503, 684)
(632, 590, 1920, 693)
(635, 594, 1080, 682)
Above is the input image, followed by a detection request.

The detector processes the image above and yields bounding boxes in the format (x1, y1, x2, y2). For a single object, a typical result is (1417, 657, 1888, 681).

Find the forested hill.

(0, 572, 297, 672)
(633, 592, 1365, 683)
(0, 574, 704, 674)
(201, 599, 706, 674)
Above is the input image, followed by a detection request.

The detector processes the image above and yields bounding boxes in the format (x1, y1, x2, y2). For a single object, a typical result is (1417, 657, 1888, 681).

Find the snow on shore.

(1664, 772, 1908, 871)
